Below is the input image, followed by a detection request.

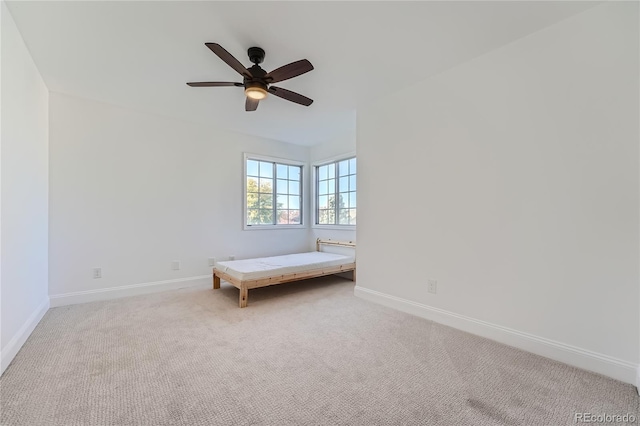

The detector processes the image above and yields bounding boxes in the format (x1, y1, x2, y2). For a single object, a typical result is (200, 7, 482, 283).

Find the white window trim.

(243, 152, 306, 231)
(311, 152, 357, 230)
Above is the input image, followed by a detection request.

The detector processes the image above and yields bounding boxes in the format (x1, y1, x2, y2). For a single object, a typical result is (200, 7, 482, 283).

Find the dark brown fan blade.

(245, 97, 259, 111)
(186, 82, 243, 87)
(264, 59, 313, 84)
(205, 43, 253, 78)
(268, 86, 313, 106)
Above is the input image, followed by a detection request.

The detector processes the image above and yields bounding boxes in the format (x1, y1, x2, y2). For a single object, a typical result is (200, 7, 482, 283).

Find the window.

(245, 155, 303, 228)
(315, 157, 356, 226)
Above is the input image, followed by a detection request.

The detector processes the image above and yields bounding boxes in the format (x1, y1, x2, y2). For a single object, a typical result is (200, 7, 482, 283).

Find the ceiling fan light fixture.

(187, 43, 314, 111)
(245, 85, 268, 100)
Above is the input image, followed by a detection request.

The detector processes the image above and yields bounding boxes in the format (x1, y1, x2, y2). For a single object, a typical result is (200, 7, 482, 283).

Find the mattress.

(214, 251, 355, 281)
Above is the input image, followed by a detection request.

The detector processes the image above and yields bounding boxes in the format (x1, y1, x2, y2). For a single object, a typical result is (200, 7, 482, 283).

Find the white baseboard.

(1, 297, 50, 375)
(636, 367, 640, 395)
(354, 286, 638, 386)
(49, 275, 212, 307)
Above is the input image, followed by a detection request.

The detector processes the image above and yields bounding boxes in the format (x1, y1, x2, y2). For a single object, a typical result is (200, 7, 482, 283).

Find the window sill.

(311, 224, 356, 231)
(243, 224, 307, 231)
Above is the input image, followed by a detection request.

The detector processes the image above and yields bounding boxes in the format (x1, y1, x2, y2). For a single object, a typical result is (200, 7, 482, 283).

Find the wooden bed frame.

(213, 239, 356, 308)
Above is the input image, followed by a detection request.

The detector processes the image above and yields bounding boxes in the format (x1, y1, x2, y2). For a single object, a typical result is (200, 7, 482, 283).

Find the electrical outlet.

(171, 261, 180, 270)
(428, 279, 437, 294)
(229, 255, 235, 260)
(208, 258, 216, 267)
(93, 268, 102, 279)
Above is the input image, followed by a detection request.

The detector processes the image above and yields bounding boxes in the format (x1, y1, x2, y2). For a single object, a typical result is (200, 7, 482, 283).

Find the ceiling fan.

(187, 43, 314, 112)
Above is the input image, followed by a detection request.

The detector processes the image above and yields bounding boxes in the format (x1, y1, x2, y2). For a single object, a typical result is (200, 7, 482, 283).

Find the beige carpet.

(1, 276, 638, 425)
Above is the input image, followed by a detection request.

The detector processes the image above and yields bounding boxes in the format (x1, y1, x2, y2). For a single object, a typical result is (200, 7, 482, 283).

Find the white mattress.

(214, 251, 355, 281)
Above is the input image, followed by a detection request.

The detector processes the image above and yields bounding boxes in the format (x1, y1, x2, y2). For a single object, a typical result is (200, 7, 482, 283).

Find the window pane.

(339, 176, 349, 193)
(338, 209, 350, 224)
(259, 161, 273, 178)
(289, 195, 300, 209)
(259, 194, 273, 209)
(276, 209, 301, 225)
(289, 166, 300, 181)
(318, 210, 326, 225)
(339, 160, 349, 176)
(289, 180, 300, 195)
(327, 195, 336, 210)
(339, 192, 349, 208)
(276, 179, 288, 194)
(277, 210, 289, 224)
(246, 159, 302, 227)
(276, 164, 288, 179)
(327, 208, 335, 224)
(247, 160, 259, 177)
(349, 209, 357, 225)
(247, 177, 259, 193)
(259, 178, 272, 192)
(318, 180, 328, 195)
(289, 210, 301, 224)
(259, 210, 273, 224)
(277, 195, 288, 209)
(247, 209, 260, 225)
(318, 165, 327, 181)
(318, 209, 330, 225)
(314, 157, 355, 227)
(246, 192, 259, 210)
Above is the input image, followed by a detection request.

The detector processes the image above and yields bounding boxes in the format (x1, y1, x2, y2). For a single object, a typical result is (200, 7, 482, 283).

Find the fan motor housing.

(248, 47, 265, 64)
(246, 65, 267, 81)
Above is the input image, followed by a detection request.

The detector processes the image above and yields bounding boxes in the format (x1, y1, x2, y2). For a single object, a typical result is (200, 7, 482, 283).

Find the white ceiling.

(6, 1, 599, 146)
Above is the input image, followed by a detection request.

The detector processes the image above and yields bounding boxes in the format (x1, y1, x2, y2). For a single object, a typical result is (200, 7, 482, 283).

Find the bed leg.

(213, 274, 220, 290)
(239, 286, 248, 308)
(352, 269, 356, 282)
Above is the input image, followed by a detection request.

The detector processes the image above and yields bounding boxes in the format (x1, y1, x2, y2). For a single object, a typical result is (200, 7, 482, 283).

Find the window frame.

(311, 153, 357, 230)
(243, 153, 305, 230)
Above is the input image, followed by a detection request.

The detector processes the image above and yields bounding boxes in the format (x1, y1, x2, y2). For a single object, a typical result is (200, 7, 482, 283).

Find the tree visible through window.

(316, 157, 356, 225)
(246, 158, 302, 226)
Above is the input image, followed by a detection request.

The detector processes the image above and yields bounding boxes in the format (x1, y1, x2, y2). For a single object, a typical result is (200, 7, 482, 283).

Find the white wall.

(356, 2, 639, 384)
(49, 93, 311, 303)
(309, 127, 357, 248)
(1, 1, 50, 374)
